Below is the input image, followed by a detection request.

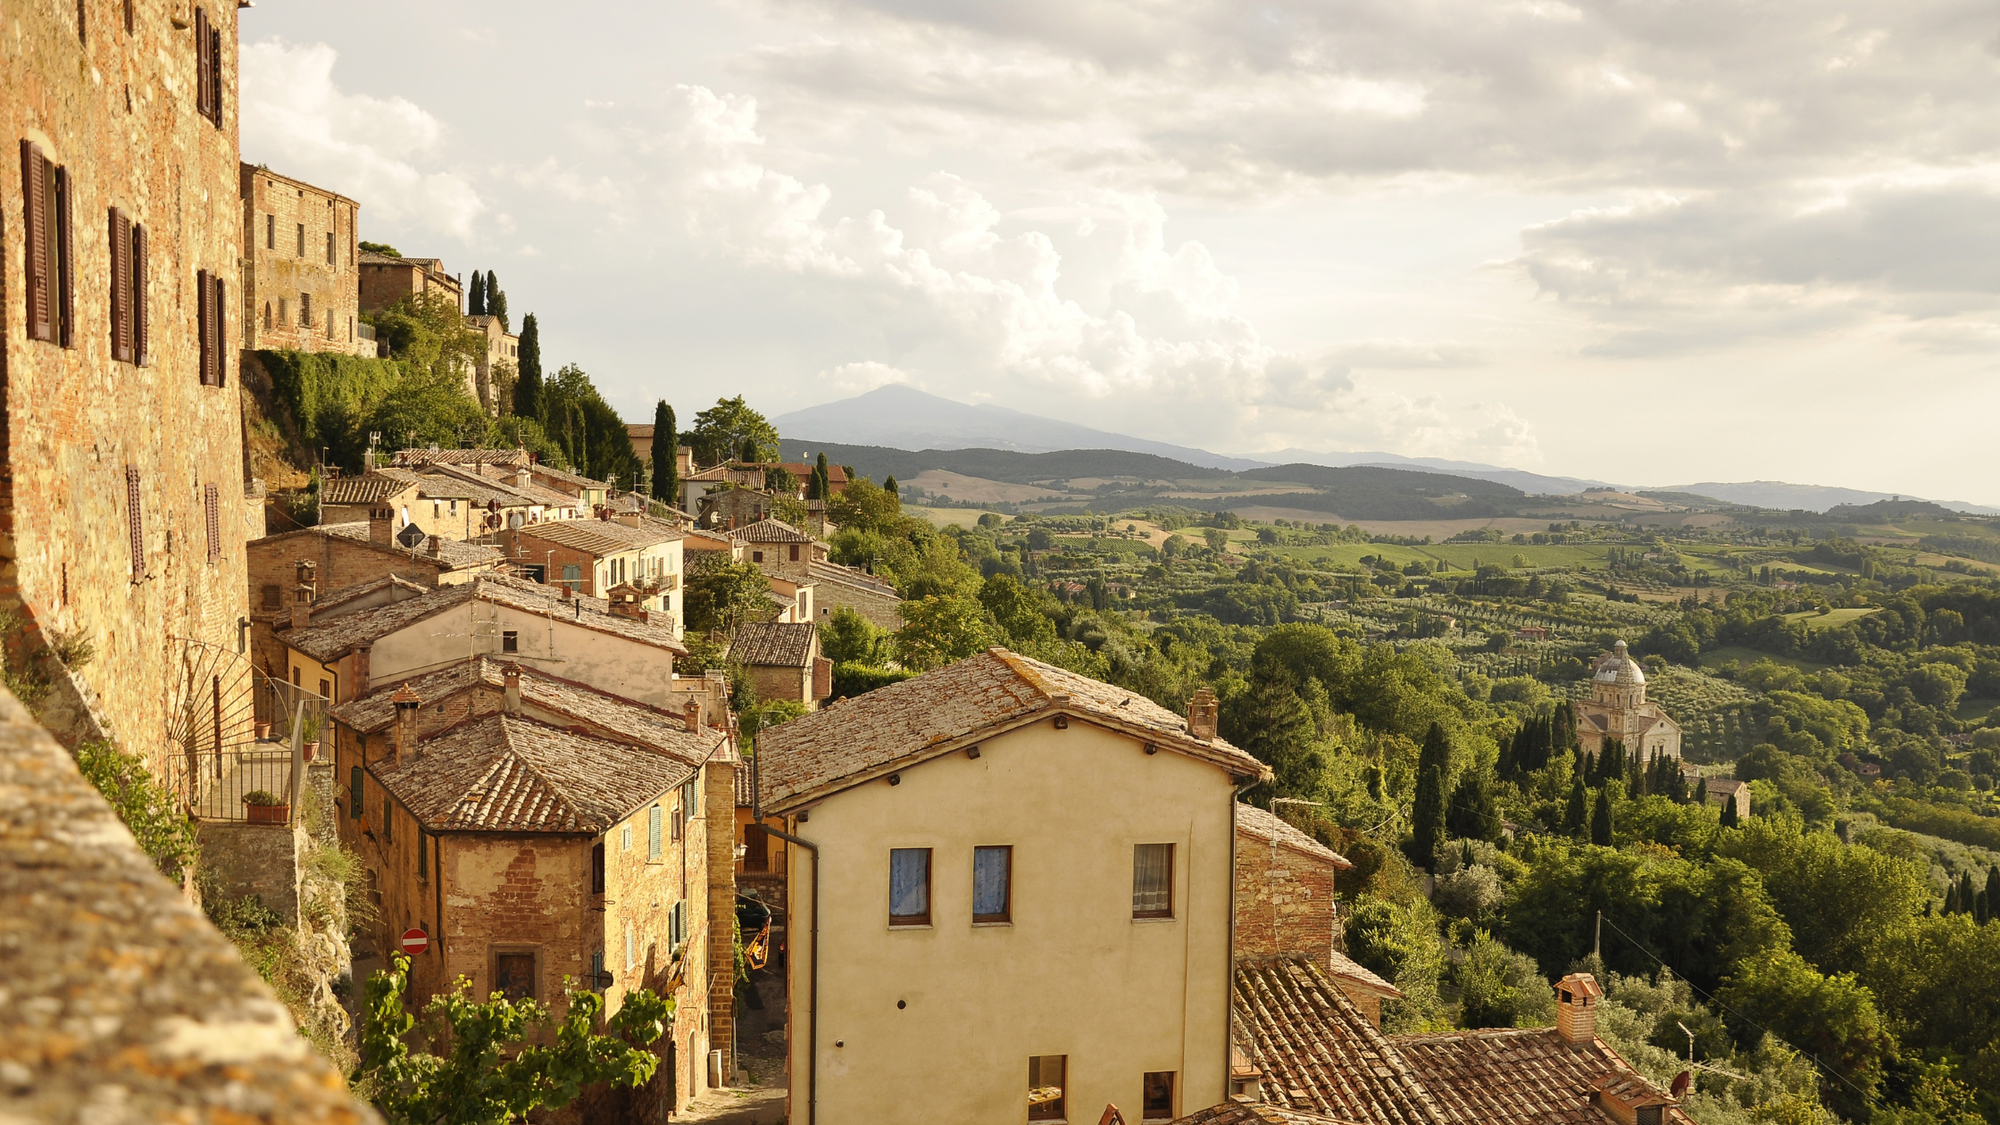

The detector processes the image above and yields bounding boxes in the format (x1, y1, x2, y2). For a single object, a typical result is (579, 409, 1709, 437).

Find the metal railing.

(163, 637, 328, 824)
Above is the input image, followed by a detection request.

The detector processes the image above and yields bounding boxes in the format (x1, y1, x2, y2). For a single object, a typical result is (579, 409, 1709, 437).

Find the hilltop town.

(7, 9, 2000, 1125)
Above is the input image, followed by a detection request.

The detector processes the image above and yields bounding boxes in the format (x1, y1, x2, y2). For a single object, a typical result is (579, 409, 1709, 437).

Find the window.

(418, 831, 429, 879)
(790, 544, 800, 562)
(107, 208, 147, 364)
(973, 846, 1012, 923)
(889, 848, 931, 926)
(501, 629, 519, 653)
(752, 550, 764, 563)
(204, 484, 220, 565)
(319, 678, 330, 699)
(683, 776, 700, 817)
(669, 900, 686, 948)
(591, 842, 605, 894)
(1142, 1072, 1176, 1122)
(277, 297, 287, 326)
(590, 949, 605, 990)
(193, 7, 222, 126)
(265, 213, 274, 249)
(262, 585, 282, 610)
(670, 801, 684, 843)
(20, 141, 73, 347)
(300, 292, 311, 327)
(350, 766, 364, 819)
(1133, 843, 1174, 918)
(124, 467, 143, 578)
(1028, 1056, 1066, 1122)
(326, 230, 335, 264)
(196, 269, 225, 386)
(493, 952, 536, 1001)
(648, 804, 662, 860)
(562, 564, 582, 587)
(296, 222, 305, 257)
(744, 824, 768, 871)
(383, 798, 392, 844)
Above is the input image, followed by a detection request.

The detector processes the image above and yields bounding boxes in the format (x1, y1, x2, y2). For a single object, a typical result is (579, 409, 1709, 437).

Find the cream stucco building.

(1575, 640, 1682, 760)
(754, 650, 1268, 1125)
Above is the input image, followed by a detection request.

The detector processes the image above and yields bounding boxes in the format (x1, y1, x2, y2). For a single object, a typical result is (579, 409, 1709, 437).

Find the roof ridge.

(986, 646, 1057, 703)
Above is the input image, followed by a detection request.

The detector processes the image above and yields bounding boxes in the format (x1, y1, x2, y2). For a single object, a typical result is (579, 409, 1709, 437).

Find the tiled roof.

(1174, 1101, 1357, 1125)
(686, 466, 741, 482)
(1237, 804, 1353, 868)
(285, 573, 684, 663)
(516, 518, 683, 557)
(731, 518, 816, 544)
(530, 463, 609, 489)
(1235, 958, 1446, 1125)
(309, 574, 430, 616)
(808, 560, 900, 598)
(423, 462, 576, 509)
(394, 447, 530, 468)
(319, 475, 416, 505)
(372, 713, 692, 833)
(757, 648, 1266, 810)
(683, 528, 738, 550)
(1326, 951, 1402, 999)
(731, 622, 817, 667)
(319, 521, 504, 569)
(1390, 1027, 1690, 1125)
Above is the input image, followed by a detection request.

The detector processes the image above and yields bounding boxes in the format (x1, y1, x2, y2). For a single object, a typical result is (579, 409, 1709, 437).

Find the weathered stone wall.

(811, 569, 905, 632)
(1234, 827, 1341, 966)
(0, 680, 371, 1121)
(197, 819, 301, 921)
(247, 530, 457, 680)
(705, 756, 740, 1081)
(2, 0, 254, 785)
(239, 165, 369, 357)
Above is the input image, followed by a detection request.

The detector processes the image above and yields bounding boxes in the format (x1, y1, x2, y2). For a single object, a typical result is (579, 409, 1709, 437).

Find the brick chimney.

(391, 683, 422, 767)
(559, 582, 573, 601)
(502, 662, 521, 713)
(607, 587, 648, 622)
(1556, 973, 1603, 1047)
(353, 646, 372, 697)
(369, 506, 395, 545)
(290, 561, 317, 629)
(1187, 687, 1219, 741)
(683, 698, 701, 734)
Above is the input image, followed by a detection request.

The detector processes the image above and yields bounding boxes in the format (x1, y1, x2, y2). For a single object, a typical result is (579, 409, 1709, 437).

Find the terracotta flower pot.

(303, 740, 320, 762)
(246, 803, 289, 825)
(254, 721, 273, 740)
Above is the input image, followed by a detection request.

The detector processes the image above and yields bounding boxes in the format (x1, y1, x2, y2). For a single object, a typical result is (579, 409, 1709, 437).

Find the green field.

(1782, 607, 1882, 631)
(1259, 541, 1613, 573)
(911, 506, 1007, 529)
(1697, 645, 1829, 672)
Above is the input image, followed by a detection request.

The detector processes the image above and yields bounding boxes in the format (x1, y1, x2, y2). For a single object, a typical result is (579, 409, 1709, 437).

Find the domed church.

(1575, 640, 1682, 760)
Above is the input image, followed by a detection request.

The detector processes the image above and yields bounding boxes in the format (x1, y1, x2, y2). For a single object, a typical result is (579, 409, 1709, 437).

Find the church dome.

(1593, 639, 1645, 686)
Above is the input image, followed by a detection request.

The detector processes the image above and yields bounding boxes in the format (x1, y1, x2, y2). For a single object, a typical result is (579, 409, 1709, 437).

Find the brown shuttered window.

(132, 223, 149, 366)
(55, 165, 73, 347)
(211, 274, 226, 385)
(109, 209, 132, 363)
(23, 141, 51, 342)
(197, 269, 212, 383)
(194, 9, 223, 126)
(205, 484, 221, 565)
(125, 467, 144, 579)
(196, 270, 226, 386)
(209, 20, 224, 126)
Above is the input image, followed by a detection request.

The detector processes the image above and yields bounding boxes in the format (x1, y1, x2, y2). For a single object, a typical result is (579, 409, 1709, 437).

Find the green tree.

(486, 270, 508, 332)
(1446, 769, 1499, 842)
(1721, 793, 1740, 828)
(807, 452, 830, 501)
(884, 474, 898, 496)
(513, 313, 542, 417)
(1411, 763, 1445, 866)
(468, 270, 486, 316)
(819, 605, 888, 665)
(826, 477, 903, 535)
(1715, 950, 1890, 1117)
(537, 364, 640, 486)
(1564, 772, 1589, 836)
(365, 290, 484, 386)
(1591, 786, 1614, 846)
(357, 954, 672, 1125)
(683, 560, 772, 634)
(690, 396, 778, 466)
(367, 367, 491, 453)
(1202, 527, 1229, 552)
(894, 594, 998, 672)
(1454, 932, 1557, 1029)
(651, 401, 678, 505)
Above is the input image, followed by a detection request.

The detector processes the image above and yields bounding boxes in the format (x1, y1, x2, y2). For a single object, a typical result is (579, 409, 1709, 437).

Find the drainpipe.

(1226, 774, 1258, 1098)
(753, 739, 820, 1125)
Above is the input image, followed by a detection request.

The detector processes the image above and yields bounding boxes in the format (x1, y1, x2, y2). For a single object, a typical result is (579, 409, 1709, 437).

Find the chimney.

(515, 467, 531, 490)
(426, 534, 442, 557)
(1555, 973, 1602, 1047)
(502, 662, 521, 713)
(683, 698, 701, 734)
(290, 561, 317, 629)
(608, 588, 647, 621)
(1187, 687, 1219, 741)
(391, 683, 422, 767)
(559, 582, 573, 601)
(369, 506, 395, 545)
(615, 512, 642, 528)
(353, 646, 372, 697)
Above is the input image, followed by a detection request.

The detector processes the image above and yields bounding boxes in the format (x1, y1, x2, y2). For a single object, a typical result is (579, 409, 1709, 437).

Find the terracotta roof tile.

(1174, 1099, 1358, 1124)
(393, 447, 530, 468)
(320, 475, 417, 505)
(515, 518, 684, 557)
(731, 518, 818, 544)
(319, 521, 503, 568)
(1390, 1027, 1690, 1125)
(1237, 805, 1353, 868)
(285, 573, 684, 663)
(807, 560, 900, 598)
(1325, 951, 1402, 1000)
(732, 622, 817, 668)
(372, 713, 692, 833)
(756, 648, 1266, 810)
(1234, 957, 1446, 1125)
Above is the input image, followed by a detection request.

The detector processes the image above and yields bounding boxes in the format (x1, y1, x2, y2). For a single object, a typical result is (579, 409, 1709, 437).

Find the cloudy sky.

(240, 0, 2000, 502)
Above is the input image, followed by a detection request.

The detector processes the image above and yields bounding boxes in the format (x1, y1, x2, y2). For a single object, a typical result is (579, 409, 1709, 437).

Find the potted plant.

(299, 713, 321, 762)
(254, 720, 273, 740)
(242, 789, 289, 824)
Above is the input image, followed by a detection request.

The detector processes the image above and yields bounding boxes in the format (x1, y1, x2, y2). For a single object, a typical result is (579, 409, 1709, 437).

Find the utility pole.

(1594, 910, 1602, 960)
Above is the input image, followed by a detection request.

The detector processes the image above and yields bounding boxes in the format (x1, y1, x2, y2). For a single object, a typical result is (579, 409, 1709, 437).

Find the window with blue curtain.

(889, 848, 931, 925)
(973, 845, 1012, 923)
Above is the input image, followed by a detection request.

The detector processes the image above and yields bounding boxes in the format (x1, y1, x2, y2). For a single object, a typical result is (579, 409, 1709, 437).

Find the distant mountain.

(1660, 481, 2000, 516)
(1251, 447, 1616, 497)
(774, 440, 1223, 486)
(772, 385, 1268, 471)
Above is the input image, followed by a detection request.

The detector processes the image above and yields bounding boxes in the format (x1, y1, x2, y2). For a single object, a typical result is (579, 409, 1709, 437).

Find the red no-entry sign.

(400, 928, 430, 956)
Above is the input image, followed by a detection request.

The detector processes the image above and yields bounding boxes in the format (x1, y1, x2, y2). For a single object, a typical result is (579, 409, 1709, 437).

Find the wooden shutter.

(125, 467, 144, 579)
(109, 209, 132, 363)
(132, 224, 149, 365)
(208, 22, 224, 126)
(54, 165, 73, 348)
(211, 273, 226, 385)
(194, 8, 212, 119)
(196, 269, 212, 384)
(21, 141, 50, 342)
(204, 484, 220, 564)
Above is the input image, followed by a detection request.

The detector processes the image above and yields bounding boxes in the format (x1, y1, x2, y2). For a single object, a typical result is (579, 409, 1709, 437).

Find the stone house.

(809, 560, 905, 632)
(492, 517, 684, 626)
(766, 575, 816, 623)
(278, 573, 686, 708)
(755, 651, 1269, 1125)
(3, 0, 255, 780)
(698, 486, 776, 530)
(461, 313, 517, 414)
(1705, 778, 1752, 818)
(358, 249, 461, 314)
(238, 163, 370, 356)
(681, 464, 766, 516)
(733, 518, 826, 582)
(729, 621, 831, 709)
(681, 527, 742, 564)
(1575, 641, 1682, 760)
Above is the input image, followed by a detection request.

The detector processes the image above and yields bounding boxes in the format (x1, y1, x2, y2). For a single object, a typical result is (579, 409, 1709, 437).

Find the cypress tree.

(809, 452, 829, 501)
(1564, 773, 1588, 837)
(885, 474, 898, 496)
(1419, 722, 1451, 783)
(1554, 699, 1578, 753)
(738, 437, 757, 464)
(487, 271, 508, 331)
(1721, 793, 1740, 828)
(1497, 728, 1518, 780)
(1988, 865, 2000, 921)
(513, 313, 541, 417)
(1946, 883, 1960, 916)
(468, 270, 487, 316)
(1693, 775, 1708, 807)
(1591, 786, 1613, 846)
(1447, 770, 1497, 842)
(1960, 871, 1978, 915)
(1412, 763, 1445, 866)
(651, 401, 678, 506)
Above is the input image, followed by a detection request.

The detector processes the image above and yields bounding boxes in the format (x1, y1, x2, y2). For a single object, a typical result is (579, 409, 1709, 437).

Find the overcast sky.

(240, 0, 2000, 502)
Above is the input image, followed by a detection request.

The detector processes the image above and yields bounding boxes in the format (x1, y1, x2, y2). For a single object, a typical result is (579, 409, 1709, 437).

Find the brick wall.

(812, 571, 905, 632)
(1234, 825, 1341, 965)
(239, 164, 369, 356)
(3, 0, 254, 784)
(706, 757, 740, 1081)
(247, 530, 454, 678)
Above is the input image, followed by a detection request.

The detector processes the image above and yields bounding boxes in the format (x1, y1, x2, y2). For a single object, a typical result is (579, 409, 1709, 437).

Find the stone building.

(3, 0, 255, 785)
(238, 163, 370, 356)
(1575, 641, 1682, 760)
(729, 621, 830, 709)
(358, 248, 460, 313)
(809, 560, 905, 631)
(756, 651, 1268, 1125)
(733, 517, 826, 582)
(461, 313, 517, 414)
(492, 517, 685, 630)
(1232, 807, 1349, 962)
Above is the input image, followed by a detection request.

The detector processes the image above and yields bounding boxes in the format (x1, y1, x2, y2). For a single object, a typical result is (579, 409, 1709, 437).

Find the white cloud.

(240, 39, 486, 241)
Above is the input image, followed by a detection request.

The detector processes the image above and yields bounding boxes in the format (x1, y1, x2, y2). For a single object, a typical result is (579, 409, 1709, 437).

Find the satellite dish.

(1670, 1071, 1691, 1100)
(396, 522, 427, 549)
